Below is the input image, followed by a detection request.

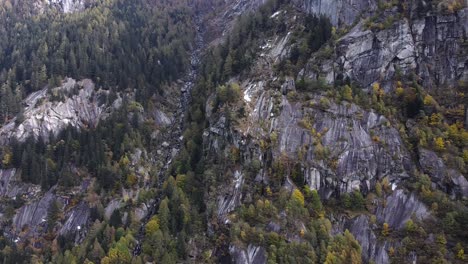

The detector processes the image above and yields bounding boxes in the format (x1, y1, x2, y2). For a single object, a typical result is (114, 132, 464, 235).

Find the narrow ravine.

(132, 9, 205, 257)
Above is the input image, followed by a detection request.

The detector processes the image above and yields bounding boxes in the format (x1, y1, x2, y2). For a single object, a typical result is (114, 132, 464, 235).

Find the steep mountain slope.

(0, 0, 466, 263)
(186, 0, 467, 263)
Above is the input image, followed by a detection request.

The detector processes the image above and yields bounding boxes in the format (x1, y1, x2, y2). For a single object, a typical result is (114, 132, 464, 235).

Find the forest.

(0, 0, 467, 263)
(0, 0, 195, 123)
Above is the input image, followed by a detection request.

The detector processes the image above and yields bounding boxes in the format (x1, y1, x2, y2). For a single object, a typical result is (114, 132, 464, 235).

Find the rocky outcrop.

(375, 189, 429, 229)
(217, 170, 245, 218)
(413, 8, 468, 89)
(49, 0, 86, 13)
(200, 2, 465, 263)
(12, 189, 58, 233)
(333, 189, 430, 263)
(419, 148, 468, 198)
(451, 172, 468, 199)
(104, 199, 122, 220)
(0, 169, 38, 199)
(334, 215, 392, 264)
(0, 78, 115, 144)
(239, 85, 413, 196)
(205, 21, 416, 208)
(34, 0, 93, 13)
(59, 202, 90, 243)
(337, 20, 417, 89)
(227, 0, 267, 18)
(303, 7, 468, 90)
(8, 184, 92, 243)
(292, 0, 377, 25)
(230, 244, 267, 264)
(289, 98, 410, 194)
(419, 148, 447, 182)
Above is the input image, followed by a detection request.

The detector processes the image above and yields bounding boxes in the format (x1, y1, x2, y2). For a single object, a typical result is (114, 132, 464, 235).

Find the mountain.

(0, 0, 466, 263)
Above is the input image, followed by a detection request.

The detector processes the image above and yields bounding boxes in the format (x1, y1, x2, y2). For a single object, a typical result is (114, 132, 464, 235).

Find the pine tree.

(109, 209, 122, 228)
(223, 52, 233, 78)
(47, 200, 62, 231)
(38, 64, 48, 89)
(158, 198, 170, 232)
(89, 239, 106, 263)
(311, 190, 323, 212)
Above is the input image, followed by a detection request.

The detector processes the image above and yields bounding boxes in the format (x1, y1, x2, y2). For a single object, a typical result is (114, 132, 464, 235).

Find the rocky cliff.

(292, 0, 377, 25)
(201, 1, 467, 263)
(0, 78, 116, 144)
(0, 0, 466, 263)
(301, 5, 468, 90)
(35, 0, 92, 13)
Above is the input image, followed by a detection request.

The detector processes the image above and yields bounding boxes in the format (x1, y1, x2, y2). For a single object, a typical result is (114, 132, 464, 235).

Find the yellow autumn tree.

(372, 82, 385, 101)
(434, 137, 445, 151)
(342, 85, 353, 101)
(2, 151, 11, 167)
(291, 189, 305, 207)
(146, 216, 160, 236)
(382, 222, 390, 236)
(423, 94, 435, 106)
(395, 87, 404, 97)
(101, 236, 132, 264)
(324, 230, 362, 264)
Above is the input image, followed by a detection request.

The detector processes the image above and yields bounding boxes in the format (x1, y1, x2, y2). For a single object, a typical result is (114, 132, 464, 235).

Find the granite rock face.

(5, 181, 92, 244)
(375, 189, 430, 229)
(59, 202, 90, 243)
(336, 20, 417, 89)
(302, 7, 468, 90)
(276, 97, 412, 195)
(229, 85, 413, 198)
(200, 4, 464, 262)
(12, 189, 58, 234)
(333, 214, 391, 263)
(0, 169, 36, 199)
(333, 189, 429, 263)
(292, 0, 377, 25)
(205, 20, 415, 220)
(35, 0, 93, 13)
(49, 0, 86, 13)
(0, 78, 114, 144)
(217, 170, 245, 218)
(230, 244, 267, 264)
(419, 148, 468, 198)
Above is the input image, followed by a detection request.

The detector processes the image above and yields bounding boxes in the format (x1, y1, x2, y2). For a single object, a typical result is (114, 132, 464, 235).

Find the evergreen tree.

(109, 209, 122, 228)
(158, 198, 170, 233)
